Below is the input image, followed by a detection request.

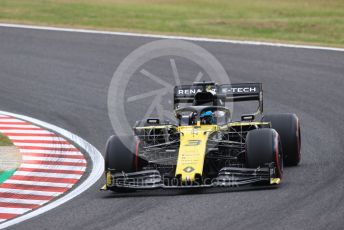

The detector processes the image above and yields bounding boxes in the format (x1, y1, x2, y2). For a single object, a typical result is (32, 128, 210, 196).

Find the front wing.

(102, 165, 281, 190)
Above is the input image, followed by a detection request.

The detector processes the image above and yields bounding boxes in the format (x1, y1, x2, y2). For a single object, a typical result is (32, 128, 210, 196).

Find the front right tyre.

(246, 128, 283, 179)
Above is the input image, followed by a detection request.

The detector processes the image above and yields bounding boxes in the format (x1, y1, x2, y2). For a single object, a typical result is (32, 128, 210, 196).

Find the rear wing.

(174, 82, 263, 114)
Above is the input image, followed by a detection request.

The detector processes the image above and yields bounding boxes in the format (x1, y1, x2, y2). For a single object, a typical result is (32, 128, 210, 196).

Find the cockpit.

(176, 106, 230, 126)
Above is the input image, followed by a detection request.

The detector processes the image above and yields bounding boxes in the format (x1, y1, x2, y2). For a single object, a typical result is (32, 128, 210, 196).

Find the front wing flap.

(103, 165, 280, 190)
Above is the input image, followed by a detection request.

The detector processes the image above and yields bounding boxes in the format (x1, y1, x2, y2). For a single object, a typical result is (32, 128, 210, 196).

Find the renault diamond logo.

(183, 166, 195, 173)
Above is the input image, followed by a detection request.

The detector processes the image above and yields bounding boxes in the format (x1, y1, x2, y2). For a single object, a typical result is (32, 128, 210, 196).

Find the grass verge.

(0, 132, 13, 146)
(0, 0, 343, 47)
(0, 133, 16, 183)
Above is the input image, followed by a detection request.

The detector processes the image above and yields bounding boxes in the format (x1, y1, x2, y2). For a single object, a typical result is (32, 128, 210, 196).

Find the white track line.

(19, 164, 86, 171)
(21, 153, 83, 157)
(0, 189, 61, 197)
(14, 171, 82, 179)
(0, 119, 26, 123)
(0, 208, 30, 215)
(0, 125, 38, 128)
(0, 23, 343, 52)
(0, 130, 53, 134)
(0, 198, 47, 206)
(7, 136, 60, 141)
(19, 149, 82, 155)
(4, 180, 73, 188)
(14, 143, 76, 148)
(0, 111, 104, 229)
(21, 156, 86, 163)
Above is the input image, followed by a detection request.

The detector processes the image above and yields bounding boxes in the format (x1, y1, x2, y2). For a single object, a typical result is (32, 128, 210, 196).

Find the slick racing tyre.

(262, 114, 301, 166)
(246, 128, 283, 178)
(104, 135, 137, 172)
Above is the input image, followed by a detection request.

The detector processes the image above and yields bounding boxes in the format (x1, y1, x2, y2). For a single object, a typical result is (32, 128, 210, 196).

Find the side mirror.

(146, 118, 160, 125)
(241, 114, 255, 121)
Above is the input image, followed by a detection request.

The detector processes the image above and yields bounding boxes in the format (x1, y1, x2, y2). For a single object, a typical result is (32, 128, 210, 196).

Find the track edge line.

(0, 23, 343, 52)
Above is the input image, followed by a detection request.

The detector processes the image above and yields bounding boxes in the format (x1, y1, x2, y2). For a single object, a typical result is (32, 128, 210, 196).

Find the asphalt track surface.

(0, 26, 344, 230)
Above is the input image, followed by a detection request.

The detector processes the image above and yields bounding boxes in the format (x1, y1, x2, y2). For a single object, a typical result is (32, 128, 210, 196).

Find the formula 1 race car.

(102, 82, 301, 191)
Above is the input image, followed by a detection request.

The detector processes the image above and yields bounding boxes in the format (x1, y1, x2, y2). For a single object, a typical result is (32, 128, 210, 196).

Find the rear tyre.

(246, 128, 283, 178)
(262, 114, 301, 166)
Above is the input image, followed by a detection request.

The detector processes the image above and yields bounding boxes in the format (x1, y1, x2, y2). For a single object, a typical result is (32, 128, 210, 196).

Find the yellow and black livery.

(102, 82, 301, 191)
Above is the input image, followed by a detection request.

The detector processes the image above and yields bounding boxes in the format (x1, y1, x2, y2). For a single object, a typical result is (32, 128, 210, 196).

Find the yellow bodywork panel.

(175, 125, 218, 181)
(228, 121, 270, 127)
(270, 178, 281, 185)
(106, 171, 112, 186)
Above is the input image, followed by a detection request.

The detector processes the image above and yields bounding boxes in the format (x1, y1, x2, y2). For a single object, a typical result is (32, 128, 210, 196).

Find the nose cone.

(175, 125, 216, 182)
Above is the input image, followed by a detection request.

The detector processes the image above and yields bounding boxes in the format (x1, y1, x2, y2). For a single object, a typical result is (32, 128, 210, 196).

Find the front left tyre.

(104, 135, 139, 192)
(104, 134, 137, 173)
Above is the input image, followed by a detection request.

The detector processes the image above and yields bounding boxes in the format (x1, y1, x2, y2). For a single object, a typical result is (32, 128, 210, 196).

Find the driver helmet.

(200, 110, 213, 124)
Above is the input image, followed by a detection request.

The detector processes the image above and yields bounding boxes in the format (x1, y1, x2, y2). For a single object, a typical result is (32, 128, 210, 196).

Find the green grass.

(0, 169, 16, 183)
(0, 0, 343, 47)
(0, 132, 13, 146)
(0, 132, 15, 183)
(0, 133, 16, 183)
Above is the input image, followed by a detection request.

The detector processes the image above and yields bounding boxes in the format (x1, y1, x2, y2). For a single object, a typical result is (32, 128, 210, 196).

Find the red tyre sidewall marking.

(295, 116, 301, 162)
(274, 131, 283, 178)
